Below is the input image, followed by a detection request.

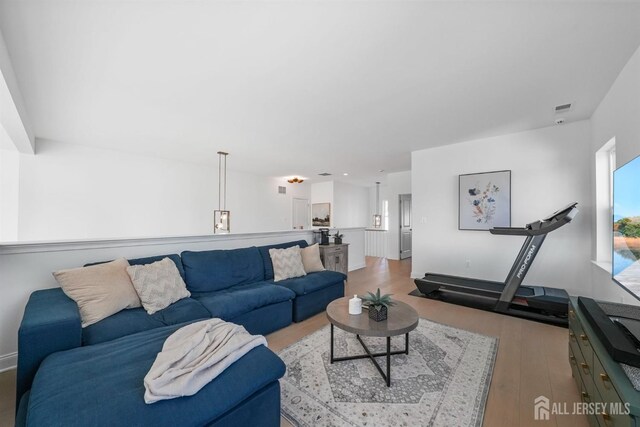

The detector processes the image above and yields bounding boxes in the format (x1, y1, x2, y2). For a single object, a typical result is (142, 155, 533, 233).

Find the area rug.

(278, 318, 497, 427)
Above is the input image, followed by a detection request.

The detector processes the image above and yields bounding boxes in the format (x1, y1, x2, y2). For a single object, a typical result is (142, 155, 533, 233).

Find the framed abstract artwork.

(459, 170, 511, 231)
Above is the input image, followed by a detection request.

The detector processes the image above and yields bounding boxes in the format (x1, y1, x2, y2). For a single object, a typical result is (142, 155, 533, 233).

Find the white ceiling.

(1, 1, 640, 186)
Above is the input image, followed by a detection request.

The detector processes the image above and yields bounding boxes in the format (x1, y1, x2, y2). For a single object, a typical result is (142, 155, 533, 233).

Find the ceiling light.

(288, 177, 304, 184)
(343, 173, 349, 176)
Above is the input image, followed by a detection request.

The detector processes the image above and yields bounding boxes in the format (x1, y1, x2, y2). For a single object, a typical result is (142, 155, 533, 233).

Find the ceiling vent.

(318, 172, 332, 176)
(278, 186, 286, 194)
(554, 103, 572, 113)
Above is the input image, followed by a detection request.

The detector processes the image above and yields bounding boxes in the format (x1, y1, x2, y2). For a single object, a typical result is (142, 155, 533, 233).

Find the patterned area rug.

(279, 318, 497, 427)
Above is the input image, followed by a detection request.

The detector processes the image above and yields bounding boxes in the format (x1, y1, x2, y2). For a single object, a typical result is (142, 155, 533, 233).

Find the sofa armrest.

(16, 288, 82, 409)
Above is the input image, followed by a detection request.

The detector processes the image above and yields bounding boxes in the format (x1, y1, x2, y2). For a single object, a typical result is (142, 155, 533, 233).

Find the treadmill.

(414, 202, 578, 325)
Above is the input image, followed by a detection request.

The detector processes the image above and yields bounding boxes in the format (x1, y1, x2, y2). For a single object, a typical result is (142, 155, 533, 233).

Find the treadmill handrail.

(489, 203, 578, 236)
(489, 227, 530, 236)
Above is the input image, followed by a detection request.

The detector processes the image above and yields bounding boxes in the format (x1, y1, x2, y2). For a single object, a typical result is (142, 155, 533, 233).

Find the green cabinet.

(570, 297, 640, 427)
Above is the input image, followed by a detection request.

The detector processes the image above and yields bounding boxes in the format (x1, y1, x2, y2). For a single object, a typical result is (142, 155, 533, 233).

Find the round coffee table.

(326, 297, 419, 387)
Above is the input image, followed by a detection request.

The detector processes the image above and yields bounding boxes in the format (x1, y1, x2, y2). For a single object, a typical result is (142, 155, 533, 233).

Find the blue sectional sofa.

(16, 239, 346, 426)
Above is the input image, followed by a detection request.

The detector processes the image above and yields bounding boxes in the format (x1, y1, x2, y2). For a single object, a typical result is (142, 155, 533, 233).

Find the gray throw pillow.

(126, 257, 191, 315)
(269, 245, 307, 282)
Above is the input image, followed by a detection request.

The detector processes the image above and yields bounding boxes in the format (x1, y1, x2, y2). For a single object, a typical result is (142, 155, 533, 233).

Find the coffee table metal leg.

(405, 333, 409, 355)
(386, 337, 391, 387)
(330, 323, 334, 363)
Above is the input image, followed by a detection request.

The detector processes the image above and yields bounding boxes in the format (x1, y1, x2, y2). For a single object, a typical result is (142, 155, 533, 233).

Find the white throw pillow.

(300, 243, 325, 273)
(269, 245, 307, 282)
(126, 257, 191, 315)
(54, 258, 141, 328)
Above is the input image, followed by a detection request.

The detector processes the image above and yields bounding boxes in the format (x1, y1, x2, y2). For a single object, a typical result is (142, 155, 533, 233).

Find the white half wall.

(411, 121, 592, 297)
(590, 44, 640, 304)
(11, 139, 311, 241)
(0, 227, 365, 369)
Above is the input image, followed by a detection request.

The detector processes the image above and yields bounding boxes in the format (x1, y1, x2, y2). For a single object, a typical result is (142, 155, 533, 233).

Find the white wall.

(310, 181, 334, 227)
(333, 180, 369, 229)
(0, 148, 19, 241)
(366, 171, 411, 260)
(9, 139, 311, 241)
(411, 121, 592, 296)
(386, 171, 411, 260)
(590, 44, 640, 304)
(311, 180, 369, 230)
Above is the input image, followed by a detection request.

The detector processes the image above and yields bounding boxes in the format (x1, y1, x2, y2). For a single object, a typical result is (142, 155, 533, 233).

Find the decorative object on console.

(362, 288, 395, 321)
(126, 257, 191, 315)
(459, 170, 511, 231)
(214, 151, 230, 234)
(333, 230, 344, 245)
(53, 258, 141, 327)
(287, 177, 304, 184)
(373, 181, 382, 228)
(300, 243, 325, 273)
(312, 203, 331, 226)
(318, 228, 330, 245)
(269, 245, 307, 282)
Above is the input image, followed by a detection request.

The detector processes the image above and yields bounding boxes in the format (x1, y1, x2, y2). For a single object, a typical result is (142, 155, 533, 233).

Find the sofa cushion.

(86, 254, 186, 281)
(193, 283, 295, 320)
(271, 270, 346, 296)
(181, 247, 265, 293)
(27, 324, 286, 427)
(82, 298, 210, 345)
(258, 240, 309, 280)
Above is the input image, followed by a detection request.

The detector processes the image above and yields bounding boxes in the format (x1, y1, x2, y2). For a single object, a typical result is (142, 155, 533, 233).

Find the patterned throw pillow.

(126, 257, 191, 315)
(269, 245, 307, 282)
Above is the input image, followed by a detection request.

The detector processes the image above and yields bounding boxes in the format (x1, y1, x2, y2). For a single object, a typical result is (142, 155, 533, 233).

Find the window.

(595, 137, 616, 265)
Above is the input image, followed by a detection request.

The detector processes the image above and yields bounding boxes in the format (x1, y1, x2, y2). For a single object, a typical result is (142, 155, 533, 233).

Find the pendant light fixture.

(373, 182, 382, 228)
(214, 151, 230, 233)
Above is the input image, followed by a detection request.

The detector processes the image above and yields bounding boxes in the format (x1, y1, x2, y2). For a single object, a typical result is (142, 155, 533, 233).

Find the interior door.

(399, 194, 412, 259)
(292, 198, 310, 229)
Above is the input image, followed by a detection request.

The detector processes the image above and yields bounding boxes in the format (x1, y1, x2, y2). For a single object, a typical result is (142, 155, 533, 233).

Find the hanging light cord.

(218, 153, 222, 211)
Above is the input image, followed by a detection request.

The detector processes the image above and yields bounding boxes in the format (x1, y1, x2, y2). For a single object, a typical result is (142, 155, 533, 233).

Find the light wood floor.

(0, 257, 587, 427)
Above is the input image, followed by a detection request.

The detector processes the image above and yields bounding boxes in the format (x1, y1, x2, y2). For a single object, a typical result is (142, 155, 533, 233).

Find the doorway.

(399, 194, 412, 259)
(292, 198, 310, 229)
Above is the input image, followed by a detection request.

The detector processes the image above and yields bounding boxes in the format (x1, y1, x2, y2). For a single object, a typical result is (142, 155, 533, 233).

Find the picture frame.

(459, 170, 511, 231)
(312, 203, 331, 227)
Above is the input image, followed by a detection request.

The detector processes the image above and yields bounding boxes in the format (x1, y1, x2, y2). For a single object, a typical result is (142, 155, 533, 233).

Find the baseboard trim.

(0, 352, 17, 373)
(348, 263, 366, 272)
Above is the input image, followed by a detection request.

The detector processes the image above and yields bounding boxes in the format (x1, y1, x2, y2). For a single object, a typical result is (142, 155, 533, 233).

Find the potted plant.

(362, 288, 395, 321)
(333, 230, 344, 245)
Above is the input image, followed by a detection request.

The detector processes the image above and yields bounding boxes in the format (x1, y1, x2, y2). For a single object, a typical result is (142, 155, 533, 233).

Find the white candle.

(349, 294, 362, 315)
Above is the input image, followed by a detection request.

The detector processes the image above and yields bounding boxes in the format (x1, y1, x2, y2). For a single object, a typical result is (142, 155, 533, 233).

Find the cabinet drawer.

(592, 355, 632, 427)
(578, 374, 601, 427)
(570, 315, 593, 369)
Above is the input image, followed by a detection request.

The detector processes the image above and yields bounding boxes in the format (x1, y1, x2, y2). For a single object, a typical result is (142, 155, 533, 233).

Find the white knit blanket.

(144, 318, 267, 404)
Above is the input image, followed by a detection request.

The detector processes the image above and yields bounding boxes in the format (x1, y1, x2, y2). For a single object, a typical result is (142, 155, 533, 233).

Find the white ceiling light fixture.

(343, 173, 349, 176)
(214, 151, 230, 234)
(373, 182, 382, 228)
